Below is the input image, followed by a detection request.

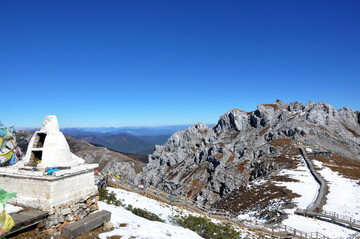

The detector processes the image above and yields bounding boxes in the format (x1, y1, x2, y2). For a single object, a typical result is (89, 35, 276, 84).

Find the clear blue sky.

(1, 1, 359, 128)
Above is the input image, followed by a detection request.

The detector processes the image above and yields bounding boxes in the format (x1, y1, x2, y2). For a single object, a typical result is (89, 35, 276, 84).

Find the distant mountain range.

(68, 132, 170, 155)
(61, 125, 201, 136)
(58, 125, 213, 155)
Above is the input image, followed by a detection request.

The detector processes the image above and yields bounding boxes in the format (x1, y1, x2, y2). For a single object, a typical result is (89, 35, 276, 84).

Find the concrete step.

(61, 210, 111, 239)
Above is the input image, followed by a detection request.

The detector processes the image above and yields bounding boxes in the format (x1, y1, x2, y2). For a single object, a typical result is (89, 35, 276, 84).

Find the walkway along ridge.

(106, 175, 360, 239)
(296, 148, 360, 233)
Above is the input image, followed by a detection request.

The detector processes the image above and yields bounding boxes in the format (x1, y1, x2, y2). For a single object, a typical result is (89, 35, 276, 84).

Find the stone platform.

(0, 164, 98, 211)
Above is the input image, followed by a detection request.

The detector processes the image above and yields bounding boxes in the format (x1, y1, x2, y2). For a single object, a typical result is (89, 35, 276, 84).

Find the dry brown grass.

(181, 164, 208, 184)
(236, 163, 247, 173)
(272, 175, 300, 183)
(227, 152, 235, 162)
(309, 153, 360, 180)
(269, 138, 292, 147)
(263, 104, 279, 111)
(259, 126, 270, 136)
(218, 142, 225, 147)
(216, 153, 223, 159)
(187, 178, 208, 200)
(343, 123, 360, 137)
(165, 170, 180, 180)
(213, 177, 300, 215)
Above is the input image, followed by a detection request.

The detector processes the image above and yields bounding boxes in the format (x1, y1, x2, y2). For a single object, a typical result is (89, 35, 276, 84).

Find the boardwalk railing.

(296, 148, 360, 234)
(271, 224, 330, 239)
(321, 210, 360, 225)
(300, 147, 328, 212)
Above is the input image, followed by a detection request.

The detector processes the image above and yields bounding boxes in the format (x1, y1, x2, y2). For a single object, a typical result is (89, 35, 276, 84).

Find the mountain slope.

(135, 100, 360, 221)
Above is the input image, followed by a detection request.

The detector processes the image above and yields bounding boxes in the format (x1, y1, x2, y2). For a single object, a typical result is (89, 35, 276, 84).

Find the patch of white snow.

(98, 202, 203, 239)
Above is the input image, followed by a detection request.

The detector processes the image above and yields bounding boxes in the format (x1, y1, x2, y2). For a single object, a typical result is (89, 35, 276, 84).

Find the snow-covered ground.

(97, 152, 360, 239)
(276, 154, 358, 238)
(104, 187, 193, 223)
(98, 187, 253, 239)
(2, 204, 23, 214)
(98, 201, 203, 239)
(314, 160, 360, 220)
(276, 155, 319, 209)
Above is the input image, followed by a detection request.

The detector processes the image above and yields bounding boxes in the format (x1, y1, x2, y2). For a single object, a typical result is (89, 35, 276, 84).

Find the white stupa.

(0, 115, 98, 210)
(21, 115, 84, 169)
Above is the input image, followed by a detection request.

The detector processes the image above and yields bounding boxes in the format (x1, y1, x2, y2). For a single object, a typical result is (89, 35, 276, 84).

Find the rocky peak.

(287, 101, 304, 112)
(213, 109, 248, 133)
(136, 100, 360, 209)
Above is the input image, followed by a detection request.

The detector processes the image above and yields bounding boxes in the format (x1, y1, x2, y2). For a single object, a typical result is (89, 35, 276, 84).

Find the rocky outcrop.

(136, 100, 360, 208)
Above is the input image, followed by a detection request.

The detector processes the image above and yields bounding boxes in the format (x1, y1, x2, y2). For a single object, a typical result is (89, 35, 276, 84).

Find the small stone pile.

(44, 192, 99, 233)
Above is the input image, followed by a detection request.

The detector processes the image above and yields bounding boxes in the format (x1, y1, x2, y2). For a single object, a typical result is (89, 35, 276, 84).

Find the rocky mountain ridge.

(135, 100, 360, 211)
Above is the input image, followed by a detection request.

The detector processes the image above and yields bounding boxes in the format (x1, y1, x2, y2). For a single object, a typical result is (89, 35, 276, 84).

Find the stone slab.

(61, 210, 111, 239)
(6, 209, 48, 236)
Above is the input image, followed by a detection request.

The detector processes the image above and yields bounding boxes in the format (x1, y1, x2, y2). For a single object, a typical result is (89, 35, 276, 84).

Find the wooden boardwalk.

(299, 147, 328, 211)
(297, 148, 360, 233)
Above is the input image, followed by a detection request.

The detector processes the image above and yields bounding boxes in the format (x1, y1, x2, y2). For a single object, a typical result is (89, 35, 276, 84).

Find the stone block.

(61, 210, 111, 239)
(46, 215, 58, 228)
(55, 206, 62, 215)
(58, 215, 65, 223)
(65, 214, 74, 222)
(61, 207, 71, 215)
(73, 209, 80, 216)
(90, 204, 99, 212)
(70, 203, 80, 212)
(85, 208, 90, 215)
(79, 210, 86, 220)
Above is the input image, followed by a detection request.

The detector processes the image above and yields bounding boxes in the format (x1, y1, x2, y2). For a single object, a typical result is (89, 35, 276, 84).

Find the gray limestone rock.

(61, 207, 71, 216)
(136, 100, 360, 208)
